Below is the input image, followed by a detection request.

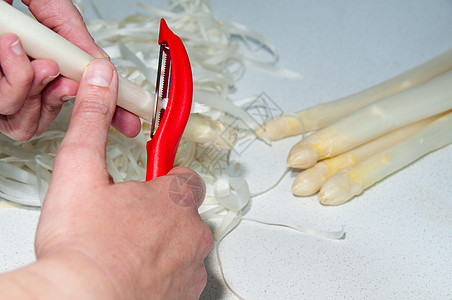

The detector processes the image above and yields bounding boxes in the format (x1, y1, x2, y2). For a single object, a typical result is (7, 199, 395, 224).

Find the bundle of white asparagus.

(257, 49, 452, 205)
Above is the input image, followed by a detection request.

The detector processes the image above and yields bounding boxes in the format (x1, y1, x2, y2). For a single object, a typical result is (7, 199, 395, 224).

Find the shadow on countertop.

(200, 249, 229, 300)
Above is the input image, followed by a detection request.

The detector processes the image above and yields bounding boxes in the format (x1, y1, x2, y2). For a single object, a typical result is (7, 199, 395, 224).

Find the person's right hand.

(0, 0, 141, 141)
(30, 59, 212, 300)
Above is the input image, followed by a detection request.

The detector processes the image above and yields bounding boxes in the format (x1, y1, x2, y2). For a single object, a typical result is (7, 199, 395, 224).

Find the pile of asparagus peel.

(257, 48, 452, 205)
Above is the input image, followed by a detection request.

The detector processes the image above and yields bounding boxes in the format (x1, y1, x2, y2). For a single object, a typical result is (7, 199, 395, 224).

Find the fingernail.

(61, 95, 76, 102)
(42, 73, 60, 86)
(10, 39, 23, 55)
(85, 59, 113, 87)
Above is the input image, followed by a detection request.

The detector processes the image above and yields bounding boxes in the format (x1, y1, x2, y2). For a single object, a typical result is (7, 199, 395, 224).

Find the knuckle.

(75, 96, 110, 117)
(200, 223, 214, 256)
(9, 127, 37, 141)
(42, 102, 62, 115)
(187, 218, 214, 258)
(20, 131, 36, 141)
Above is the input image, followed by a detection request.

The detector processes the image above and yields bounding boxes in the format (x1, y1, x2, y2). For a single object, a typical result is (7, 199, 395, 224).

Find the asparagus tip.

(319, 172, 363, 205)
(292, 163, 328, 196)
(255, 115, 304, 141)
(287, 143, 319, 169)
(254, 127, 272, 145)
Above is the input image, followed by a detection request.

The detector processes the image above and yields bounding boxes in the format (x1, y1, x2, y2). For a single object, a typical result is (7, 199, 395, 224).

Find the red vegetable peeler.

(146, 19, 193, 180)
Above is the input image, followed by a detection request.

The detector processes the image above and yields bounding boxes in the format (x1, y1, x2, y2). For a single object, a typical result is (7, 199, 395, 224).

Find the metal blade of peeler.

(150, 44, 172, 138)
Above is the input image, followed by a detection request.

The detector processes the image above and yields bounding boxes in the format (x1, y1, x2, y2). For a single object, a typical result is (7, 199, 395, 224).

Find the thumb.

(53, 59, 118, 183)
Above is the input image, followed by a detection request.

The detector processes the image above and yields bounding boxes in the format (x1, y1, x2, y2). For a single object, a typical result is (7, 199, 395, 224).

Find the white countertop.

(2, 1, 452, 299)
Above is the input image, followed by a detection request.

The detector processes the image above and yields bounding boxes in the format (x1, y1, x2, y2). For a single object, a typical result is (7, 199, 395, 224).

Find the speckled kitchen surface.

(2, 1, 452, 299)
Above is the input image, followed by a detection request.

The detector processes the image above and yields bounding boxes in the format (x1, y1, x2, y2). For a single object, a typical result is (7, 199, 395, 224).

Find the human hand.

(0, 0, 141, 141)
(22, 59, 212, 300)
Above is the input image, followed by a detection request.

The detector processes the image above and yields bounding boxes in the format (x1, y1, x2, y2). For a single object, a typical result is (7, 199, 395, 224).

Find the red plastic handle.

(146, 19, 193, 180)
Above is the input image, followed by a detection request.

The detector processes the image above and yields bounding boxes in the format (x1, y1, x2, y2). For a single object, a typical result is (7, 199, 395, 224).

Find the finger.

(36, 76, 79, 135)
(53, 59, 118, 182)
(41, 76, 79, 105)
(2, 59, 60, 140)
(30, 59, 60, 92)
(166, 167, 206, 209)
(111, 106, 142, 138)
(23, 0, 108, 59)
(0, 33, 33, 115)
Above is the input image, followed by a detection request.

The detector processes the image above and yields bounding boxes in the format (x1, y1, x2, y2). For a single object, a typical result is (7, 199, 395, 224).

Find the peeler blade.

(151, 44, 172, 138)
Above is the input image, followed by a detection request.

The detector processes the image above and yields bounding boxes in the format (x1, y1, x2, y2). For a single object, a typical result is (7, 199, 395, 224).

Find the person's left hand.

(0, 0, 141, 141)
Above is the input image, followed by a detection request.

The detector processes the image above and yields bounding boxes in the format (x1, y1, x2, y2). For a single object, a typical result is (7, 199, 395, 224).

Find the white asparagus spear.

(256, 47, 452, 141)
(291, 115, 438, 196)
(184, 113, 238, 150)
(287, 69, 452, 169)
(319, 109, 452, 205)
(0, 1, 154, 120)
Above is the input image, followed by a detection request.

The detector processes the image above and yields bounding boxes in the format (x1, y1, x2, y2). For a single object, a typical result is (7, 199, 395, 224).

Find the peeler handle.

(146, 19, 193, 180)
(0, 1, 154, 120)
